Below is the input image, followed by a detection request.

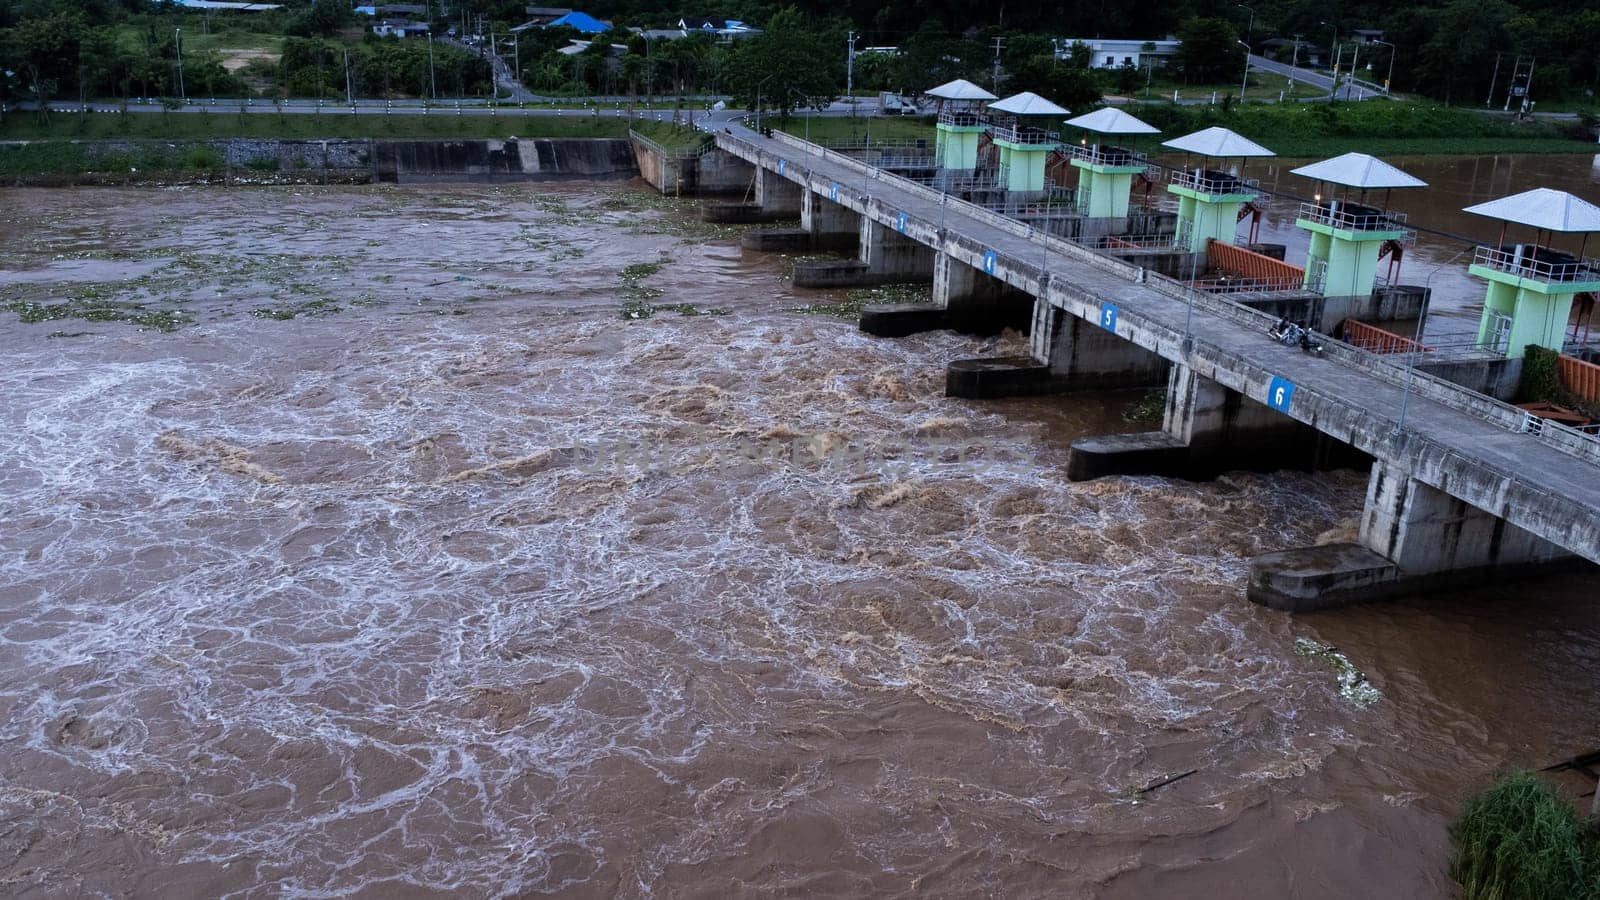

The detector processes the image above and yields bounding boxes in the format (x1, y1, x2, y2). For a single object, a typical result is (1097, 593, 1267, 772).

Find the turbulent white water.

(0, 183, 1595, 898)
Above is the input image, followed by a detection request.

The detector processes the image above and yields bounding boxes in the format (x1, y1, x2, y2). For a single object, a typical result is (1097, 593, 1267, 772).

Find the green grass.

(1136, 71, 1327, 103)
(1451, 772, 1600, 900)
(0, 111, 632, 142)
(628, 120, 711, 153)
(1130, 101, 1597, 156)
(777, 115, 935, 144)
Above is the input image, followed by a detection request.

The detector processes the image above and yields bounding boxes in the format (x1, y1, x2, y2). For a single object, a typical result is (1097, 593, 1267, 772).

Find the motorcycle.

(1269, 318, 1325, 357)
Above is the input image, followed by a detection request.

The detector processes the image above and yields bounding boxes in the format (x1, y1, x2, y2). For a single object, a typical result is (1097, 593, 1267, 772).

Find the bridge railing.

(738, 129, 1600, 465)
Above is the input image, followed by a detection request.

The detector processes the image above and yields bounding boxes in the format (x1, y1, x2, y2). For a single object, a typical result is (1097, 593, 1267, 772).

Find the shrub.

(1450, 772, 1600, 900)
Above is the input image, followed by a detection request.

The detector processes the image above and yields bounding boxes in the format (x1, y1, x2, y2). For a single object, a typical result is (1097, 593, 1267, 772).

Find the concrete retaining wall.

(2, 137, 641, 185)
(375, 138, 636, 182)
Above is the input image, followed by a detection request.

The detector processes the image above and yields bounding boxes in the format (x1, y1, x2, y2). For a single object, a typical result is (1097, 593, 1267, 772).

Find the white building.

(1056, 38, 1180, 70)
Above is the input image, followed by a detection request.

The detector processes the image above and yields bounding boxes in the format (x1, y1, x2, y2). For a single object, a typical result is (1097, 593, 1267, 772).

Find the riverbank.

(0, 114, 719, 183)
(0, 111, 632, 142)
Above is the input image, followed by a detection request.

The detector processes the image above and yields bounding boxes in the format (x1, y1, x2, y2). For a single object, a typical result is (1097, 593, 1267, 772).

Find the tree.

(725, 8, 838, 120)
(1174, 17, 1244, 85)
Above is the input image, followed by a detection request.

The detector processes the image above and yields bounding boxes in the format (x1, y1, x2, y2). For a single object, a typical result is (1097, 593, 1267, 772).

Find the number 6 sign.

(1266, 376, 1296, 412)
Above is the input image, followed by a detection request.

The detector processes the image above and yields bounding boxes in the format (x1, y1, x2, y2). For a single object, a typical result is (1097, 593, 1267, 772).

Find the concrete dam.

(672, 125, 1600, 611)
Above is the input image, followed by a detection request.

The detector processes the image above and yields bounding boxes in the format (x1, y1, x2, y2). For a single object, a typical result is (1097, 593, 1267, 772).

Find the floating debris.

(1295, 637, 1382, 708)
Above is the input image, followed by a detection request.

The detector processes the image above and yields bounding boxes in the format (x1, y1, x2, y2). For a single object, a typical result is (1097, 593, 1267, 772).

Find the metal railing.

(1065, 144, 1147, 168)
(1193, 274, 1310, 296)
(627, 128, 713, 160)
(1343, 320, 1432, 355)
(1072, 233, 1175, 251)
(1472, 245, 1600, 284)
(1296, 201, 1409, 233)
(991, 124, 1060, 146)
(936, 109, 982, 128)
(1169, 169, 1259, 195)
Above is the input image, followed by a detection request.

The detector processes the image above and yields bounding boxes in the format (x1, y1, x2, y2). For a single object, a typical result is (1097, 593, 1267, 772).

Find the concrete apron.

(1248, 460, 1581, 611)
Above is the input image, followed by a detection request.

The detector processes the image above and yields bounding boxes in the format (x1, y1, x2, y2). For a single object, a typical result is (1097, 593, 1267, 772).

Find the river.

(0, 172, 1596, 898)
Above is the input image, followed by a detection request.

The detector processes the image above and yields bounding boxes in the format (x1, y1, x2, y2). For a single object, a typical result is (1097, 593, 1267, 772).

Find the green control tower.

(1063, 107, 1160, 220)
(1160, 126, 1275, 253)
(986, 91, 1070, 193)
(1462, 188, 1600, 358)
(926, 78, 996, 174)
(1290, 152, 1426, 299)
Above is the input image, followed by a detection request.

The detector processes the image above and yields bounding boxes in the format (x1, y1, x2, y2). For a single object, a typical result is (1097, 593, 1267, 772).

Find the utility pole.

(992, 36, 1004, 92)
(428, 33, 437, 99)
(1347, 42, 1359, 100)
(1486, 52, 1503, 108)
(1289, 34, 1301, 90)
(175, 28, 185, 101)
(344, 48, 353, 105)
(846, 31, 855, 103)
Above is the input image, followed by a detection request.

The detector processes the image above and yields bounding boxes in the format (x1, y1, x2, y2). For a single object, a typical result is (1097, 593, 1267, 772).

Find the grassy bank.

(776, 103, 1594, 157)
(628, 120, 711, 153)
(1130, 101, 1597, 157)
(778, 116, 936, 144)
(1451, 772, 1600, 899)
(0, 111, 632, 142)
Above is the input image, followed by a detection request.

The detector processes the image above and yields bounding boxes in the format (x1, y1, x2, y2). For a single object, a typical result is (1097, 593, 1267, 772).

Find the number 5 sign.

(1098, 303, 1118, 332)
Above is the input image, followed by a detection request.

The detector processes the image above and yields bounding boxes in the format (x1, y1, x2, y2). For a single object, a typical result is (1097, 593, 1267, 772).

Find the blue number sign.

(777, 158, 787, 175)
(1266, 376, 1296, 413)
(829, 182, 840, 202)
(982, 250, 998, 275)
(896, 211, 908, 234)
(1098, 303, 1119, 332)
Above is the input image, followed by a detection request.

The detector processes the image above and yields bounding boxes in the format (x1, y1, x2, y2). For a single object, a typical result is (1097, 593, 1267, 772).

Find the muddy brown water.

(0, 178, 1597, 898)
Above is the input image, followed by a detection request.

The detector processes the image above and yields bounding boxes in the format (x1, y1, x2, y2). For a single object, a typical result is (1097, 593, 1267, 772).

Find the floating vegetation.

(1294, 637, 1381, 708)
(1123, 388, 1168, 424)
(4, 296, 191, 332)
(787, 283, 930, 320)
(622, 261, 664, 281)
(249, 298, 342, 321)
(616, 256, 728, 319)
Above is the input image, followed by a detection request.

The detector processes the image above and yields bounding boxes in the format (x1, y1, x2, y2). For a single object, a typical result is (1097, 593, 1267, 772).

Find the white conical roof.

(1063, 107, 1159, 135)
(1462, 188, 1600, 233)
(925, 79, 997, 101)
(1161, 126, 1275, 158)
(987, 91, 1070, 116)
(1290, 152, 1426, 189)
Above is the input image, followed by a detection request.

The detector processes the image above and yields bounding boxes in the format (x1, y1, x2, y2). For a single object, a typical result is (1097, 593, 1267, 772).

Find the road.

(1247, 54, 1335, 96)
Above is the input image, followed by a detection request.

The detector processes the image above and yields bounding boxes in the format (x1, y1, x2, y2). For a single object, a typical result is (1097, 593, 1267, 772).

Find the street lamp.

(787, 86, 809, 139)
(1235, 4, 1255, 45)
(1371, 39, 1397, 94)
(1237, 40, 1251, 102)
(753, 73, 775, 132)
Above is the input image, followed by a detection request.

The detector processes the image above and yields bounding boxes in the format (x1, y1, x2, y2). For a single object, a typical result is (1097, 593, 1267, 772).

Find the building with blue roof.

(547, 11, 610, 33)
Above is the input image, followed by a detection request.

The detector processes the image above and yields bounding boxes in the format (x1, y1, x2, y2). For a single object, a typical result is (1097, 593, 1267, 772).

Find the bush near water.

(1451, 772, 1600, 900)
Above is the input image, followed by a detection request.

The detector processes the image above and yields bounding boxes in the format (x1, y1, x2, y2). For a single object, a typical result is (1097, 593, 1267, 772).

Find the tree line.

(4, 0, 1598, 108)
